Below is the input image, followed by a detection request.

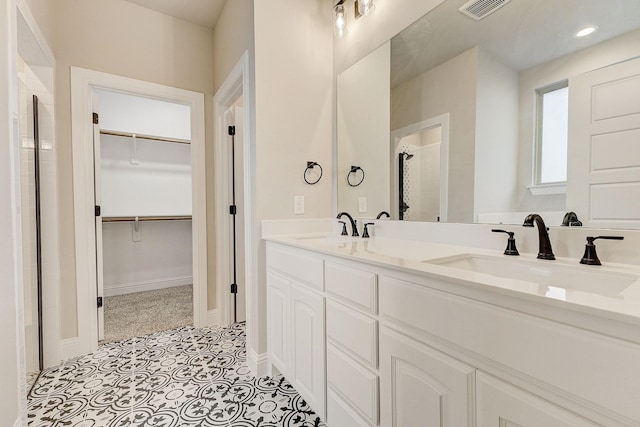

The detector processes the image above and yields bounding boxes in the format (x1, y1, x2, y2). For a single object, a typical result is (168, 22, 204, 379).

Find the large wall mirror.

(336, 0, 640, 229)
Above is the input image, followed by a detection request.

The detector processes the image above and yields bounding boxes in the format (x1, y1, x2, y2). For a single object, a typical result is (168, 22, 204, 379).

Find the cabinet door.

(380, 326, 475, 427)
(477, 372, 598, 427)
(267, 272, 290, 375)
(291, 284, 326, 417)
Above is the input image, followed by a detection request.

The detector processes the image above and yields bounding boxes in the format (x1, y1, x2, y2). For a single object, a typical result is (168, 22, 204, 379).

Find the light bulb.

(358, 0, 375, 16)
(335, 4, 348, 38)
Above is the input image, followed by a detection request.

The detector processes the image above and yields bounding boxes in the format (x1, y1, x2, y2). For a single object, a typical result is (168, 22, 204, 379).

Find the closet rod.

(102, 215, 192, 223)
(100, 129, 190, 145)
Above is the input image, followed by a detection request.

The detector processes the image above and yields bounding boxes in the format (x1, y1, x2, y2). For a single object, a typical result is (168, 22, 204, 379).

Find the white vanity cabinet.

(266, 244, 325, 418)
(265, 240, 640, 427)
(379, 326, 475, 426)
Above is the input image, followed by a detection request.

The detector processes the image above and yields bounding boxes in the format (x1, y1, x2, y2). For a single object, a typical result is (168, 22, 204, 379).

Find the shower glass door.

(18, 74, 43, 392)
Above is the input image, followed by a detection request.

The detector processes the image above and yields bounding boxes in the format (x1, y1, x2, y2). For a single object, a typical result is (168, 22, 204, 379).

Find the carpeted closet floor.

(102, 285, 193, 344)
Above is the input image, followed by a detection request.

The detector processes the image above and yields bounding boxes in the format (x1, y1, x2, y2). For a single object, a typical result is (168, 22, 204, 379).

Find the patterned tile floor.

(28, 323, 325, 426)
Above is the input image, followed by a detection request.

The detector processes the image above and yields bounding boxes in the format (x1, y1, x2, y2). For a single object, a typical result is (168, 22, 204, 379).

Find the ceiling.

(391, 0, 640, 88)
(125, 0, 228, 30)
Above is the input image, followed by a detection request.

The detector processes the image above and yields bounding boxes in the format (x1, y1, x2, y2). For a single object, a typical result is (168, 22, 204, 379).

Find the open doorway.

(70, 68, 208, 356)
(392, 114, 450, 222)
(214, 52, 252, 331)
(93, 89, 194, 343)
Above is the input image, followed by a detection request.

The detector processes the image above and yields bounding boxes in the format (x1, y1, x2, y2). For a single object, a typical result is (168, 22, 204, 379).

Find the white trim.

(247, 348, 269, 378)
(60, 337, 79, 361)
(214, 51, 253, 328)
(207, 309, 219, 326)
(104, 276, 192, 297)
(391, 114, 450, 221)
(70, 67, 208, 357)
(528, 182, 567, 196)
(13, 418, 22, 427)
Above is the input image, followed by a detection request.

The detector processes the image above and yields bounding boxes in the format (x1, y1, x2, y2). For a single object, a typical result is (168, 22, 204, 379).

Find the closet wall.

(96, 89, 193, 296)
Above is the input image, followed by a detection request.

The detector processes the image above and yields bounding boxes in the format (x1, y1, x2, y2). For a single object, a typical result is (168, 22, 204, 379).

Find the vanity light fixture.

(355, 0, 375, 18)
(575, 26, 598, 38)
(334, 2, 348, 38)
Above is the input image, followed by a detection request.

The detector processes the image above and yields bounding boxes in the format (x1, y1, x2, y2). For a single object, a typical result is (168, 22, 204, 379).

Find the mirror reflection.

(336, 0, 640, 229)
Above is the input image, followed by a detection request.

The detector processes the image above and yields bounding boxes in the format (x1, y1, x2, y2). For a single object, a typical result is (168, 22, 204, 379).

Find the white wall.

(474, 48, 519, 219)
(1, 0, 24, 423)
(337, 41, 390, 216)
(102, 221, 192, 296)
(392, 47, 478, 222)
(100, 135, 192, 217)
(516, 28, 640, 213)
(253, 0, 333, 358)
(95, 89, 191, 140)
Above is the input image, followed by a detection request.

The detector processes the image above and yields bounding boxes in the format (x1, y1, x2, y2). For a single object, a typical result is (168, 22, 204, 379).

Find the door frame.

(214, 51, 253, 329)
(390, 113, 450, 221)
(70, 67, 208, 356)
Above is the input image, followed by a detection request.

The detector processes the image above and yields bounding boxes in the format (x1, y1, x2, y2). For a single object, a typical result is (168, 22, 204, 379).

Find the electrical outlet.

(359, 197, 367, 213)
(294, 196, 305, 214)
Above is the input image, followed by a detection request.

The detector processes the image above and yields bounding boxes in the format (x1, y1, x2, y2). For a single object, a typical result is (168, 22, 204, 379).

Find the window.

(535, 81, 569, 186)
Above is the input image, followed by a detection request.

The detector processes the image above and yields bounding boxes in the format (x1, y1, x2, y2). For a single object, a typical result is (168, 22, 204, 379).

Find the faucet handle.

(338, 221, 348, 236)
(363, 223, 374, 238)
(492, 229, 519, 256)
(580, 236, 624, 265)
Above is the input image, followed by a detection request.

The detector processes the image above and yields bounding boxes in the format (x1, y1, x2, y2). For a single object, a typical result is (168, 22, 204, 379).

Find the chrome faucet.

(336, 212, 359, 237)
(523, 214, 555, 260)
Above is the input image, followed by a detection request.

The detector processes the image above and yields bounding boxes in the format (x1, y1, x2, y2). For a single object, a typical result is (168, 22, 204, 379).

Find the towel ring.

(347, 165, 365, 187)
(304, 161, 323, 185)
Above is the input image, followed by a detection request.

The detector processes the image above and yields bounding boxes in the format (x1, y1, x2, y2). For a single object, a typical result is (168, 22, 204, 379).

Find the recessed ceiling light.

(575, 26, 598, 38)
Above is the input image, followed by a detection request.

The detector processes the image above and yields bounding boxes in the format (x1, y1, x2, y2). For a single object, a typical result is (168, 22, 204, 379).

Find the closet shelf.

(100, 129, 190, 145)
(102, 216, 192, 223)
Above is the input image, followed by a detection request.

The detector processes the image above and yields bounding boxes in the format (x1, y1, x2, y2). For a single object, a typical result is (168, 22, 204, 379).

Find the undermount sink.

(425, 254, 638, 298)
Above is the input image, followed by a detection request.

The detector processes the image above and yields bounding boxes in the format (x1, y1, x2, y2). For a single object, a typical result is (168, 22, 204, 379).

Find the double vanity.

(264, 219, 640, 426)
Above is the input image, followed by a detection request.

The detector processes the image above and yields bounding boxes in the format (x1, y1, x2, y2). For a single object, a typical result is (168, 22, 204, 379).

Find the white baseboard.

(60, 337, 80, 361)
(247, 348, 269, 377)
(104, 276, 192, 297)
(207, 309, 219, 325)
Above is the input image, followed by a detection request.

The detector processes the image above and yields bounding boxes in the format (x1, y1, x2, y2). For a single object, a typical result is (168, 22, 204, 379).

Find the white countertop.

(265, 232, 640, 330)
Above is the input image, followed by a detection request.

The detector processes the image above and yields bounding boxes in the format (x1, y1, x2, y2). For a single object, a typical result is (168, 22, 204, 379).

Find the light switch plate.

(294, 196, 305, 214)
(359, 197, 367, 213)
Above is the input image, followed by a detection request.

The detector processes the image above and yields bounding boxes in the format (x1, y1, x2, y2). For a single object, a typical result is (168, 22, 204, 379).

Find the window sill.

(528, 183, 566, 196)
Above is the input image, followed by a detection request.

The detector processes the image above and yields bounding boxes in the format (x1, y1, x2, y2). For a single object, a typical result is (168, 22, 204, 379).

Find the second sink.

(424, 254, 637, 298)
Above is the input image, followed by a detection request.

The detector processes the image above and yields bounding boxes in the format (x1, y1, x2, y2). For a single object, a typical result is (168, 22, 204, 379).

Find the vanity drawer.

(327, 343, 379, 426)
(325, 261, 377, 313)
(326, 300, 377, 369)
(266, 244, 324, 290)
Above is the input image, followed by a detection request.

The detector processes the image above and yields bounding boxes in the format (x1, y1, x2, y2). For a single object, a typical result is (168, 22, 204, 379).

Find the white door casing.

(567, 57, 640, 228)
(214, 51, 253, 326)
(71, 67, 207, 356)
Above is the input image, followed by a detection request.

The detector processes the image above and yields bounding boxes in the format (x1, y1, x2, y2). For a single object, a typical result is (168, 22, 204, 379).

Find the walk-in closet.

(94, 89, 194, 343)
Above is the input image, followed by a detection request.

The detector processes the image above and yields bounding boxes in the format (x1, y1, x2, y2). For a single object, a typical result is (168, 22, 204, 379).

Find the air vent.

(458, 0, 511, 20)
